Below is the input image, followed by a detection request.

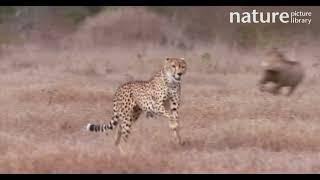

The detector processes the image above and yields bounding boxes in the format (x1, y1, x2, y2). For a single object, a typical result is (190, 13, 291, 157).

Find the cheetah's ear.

(180, 57, 185, 60)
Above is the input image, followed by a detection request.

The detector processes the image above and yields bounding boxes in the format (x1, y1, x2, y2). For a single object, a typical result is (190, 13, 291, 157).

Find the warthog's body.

(259, 48, 305, 96)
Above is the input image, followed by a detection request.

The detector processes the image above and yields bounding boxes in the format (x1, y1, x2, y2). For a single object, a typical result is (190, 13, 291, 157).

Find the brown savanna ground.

(1, 7, 320, 173)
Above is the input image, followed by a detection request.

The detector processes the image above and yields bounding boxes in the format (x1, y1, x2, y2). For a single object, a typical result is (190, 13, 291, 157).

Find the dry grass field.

(1, 42, 320, 173)
(1, 7, 320, 173)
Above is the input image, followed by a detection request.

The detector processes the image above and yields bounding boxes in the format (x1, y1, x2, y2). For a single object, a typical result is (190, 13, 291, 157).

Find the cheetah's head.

(164, 57, 187, 83)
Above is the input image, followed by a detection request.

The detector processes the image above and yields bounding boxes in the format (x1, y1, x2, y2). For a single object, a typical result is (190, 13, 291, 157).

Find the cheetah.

(86, 57, 187, 152)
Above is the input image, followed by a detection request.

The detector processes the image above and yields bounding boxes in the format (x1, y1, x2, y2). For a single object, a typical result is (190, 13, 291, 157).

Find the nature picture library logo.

(230, 9, 312, 24)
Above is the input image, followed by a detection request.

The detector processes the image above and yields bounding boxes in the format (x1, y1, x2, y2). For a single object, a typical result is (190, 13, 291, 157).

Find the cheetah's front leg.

(153, 99, 172, 119)
(168, 95, 184, 145)
(153, 97, 184, 145)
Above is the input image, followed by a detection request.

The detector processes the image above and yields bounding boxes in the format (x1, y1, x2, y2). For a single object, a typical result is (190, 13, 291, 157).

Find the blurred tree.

(0, 6, 16, 22)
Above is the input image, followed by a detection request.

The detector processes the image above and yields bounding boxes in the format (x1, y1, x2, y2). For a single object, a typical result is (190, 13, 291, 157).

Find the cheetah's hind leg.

(114, 126, 128, 155)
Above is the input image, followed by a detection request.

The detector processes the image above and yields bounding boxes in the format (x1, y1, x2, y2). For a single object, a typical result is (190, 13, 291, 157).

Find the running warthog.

(258, 48, 305, 96)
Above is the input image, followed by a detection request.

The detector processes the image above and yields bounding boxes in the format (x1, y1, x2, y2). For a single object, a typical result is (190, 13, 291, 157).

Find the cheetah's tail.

(86, 120, 118, 133)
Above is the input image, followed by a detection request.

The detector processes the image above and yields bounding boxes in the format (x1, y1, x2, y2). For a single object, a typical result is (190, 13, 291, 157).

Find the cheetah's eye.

(172, 65, 176, 68)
